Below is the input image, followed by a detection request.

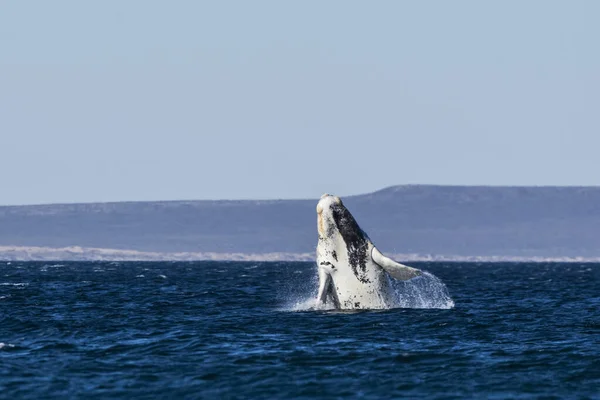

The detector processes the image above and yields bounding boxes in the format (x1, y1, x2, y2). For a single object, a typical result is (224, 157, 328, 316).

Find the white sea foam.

(0, 343, 15, 349)
(41, 264, 66, 272)
(0, 283, 28, 287)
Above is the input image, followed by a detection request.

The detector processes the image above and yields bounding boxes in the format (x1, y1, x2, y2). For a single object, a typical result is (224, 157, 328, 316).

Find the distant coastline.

(1, 245, 598, 263)
(2, 185, 600, 261)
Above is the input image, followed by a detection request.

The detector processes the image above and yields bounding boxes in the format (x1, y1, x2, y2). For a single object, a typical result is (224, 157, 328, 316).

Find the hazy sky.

(1, 1, 598, 205)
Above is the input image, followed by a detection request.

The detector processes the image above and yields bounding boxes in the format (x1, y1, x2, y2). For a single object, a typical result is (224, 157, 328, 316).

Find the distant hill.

(1, 185, 599, 260)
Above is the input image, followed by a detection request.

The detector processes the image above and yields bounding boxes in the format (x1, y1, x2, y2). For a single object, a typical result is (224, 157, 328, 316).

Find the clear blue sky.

(1, 1, 598, 205)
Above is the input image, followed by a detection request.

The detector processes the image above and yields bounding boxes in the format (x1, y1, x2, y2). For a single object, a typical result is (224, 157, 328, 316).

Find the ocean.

(0, 261, 598, 399)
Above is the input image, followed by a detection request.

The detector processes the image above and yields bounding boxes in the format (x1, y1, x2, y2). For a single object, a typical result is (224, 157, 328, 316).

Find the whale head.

(316, 193, 365, 242)
(315, 193, 423, 309)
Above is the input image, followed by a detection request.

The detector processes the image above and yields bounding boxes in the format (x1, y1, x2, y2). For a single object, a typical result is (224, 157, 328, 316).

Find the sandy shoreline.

(1, 245, 599, 263)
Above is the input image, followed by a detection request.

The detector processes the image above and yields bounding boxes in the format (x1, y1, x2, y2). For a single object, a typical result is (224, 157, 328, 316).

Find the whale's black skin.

(331, 204, 371, 284)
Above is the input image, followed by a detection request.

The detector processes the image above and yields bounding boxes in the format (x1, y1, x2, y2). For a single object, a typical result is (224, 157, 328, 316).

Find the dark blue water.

(1, 261, 598, 399)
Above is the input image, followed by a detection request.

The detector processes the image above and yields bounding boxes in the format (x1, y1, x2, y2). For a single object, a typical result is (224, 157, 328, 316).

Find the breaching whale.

(316, 194, 423, 309)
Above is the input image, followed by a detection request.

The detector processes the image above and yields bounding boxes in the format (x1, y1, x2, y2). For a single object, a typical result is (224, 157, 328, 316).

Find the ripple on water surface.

(0, 261, 598, 399)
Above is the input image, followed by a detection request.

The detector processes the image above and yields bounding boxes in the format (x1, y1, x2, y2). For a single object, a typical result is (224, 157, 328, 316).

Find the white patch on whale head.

(316, 194, 344, 240)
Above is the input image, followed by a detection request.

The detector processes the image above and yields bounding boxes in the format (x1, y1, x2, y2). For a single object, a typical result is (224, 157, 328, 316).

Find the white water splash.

(282, 269, 454, 311)
(390, 272, 454, 309)
(287, 297, 337, 311)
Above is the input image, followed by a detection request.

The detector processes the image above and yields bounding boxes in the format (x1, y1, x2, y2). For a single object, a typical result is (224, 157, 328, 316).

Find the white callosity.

(315, 194, 423, 310)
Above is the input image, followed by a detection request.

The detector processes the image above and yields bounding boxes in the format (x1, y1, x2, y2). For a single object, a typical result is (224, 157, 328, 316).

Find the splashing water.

(282, 266, 454, 311)
(279, 268, 322, 311)
(389, 271, 455, 309)
(288, 297, 338, 311)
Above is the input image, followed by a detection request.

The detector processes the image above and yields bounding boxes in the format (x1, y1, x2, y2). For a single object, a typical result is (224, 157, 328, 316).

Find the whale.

(316, 194, 423, 309)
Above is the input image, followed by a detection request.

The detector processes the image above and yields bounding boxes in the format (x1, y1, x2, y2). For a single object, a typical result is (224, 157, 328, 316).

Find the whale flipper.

(371, 247, 422, 281)
(316, 268, 340, 308)
(317, 268, 332, 304)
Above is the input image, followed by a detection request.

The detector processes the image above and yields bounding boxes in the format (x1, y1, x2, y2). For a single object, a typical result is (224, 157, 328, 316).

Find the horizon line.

(2, 183, 600, 208)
